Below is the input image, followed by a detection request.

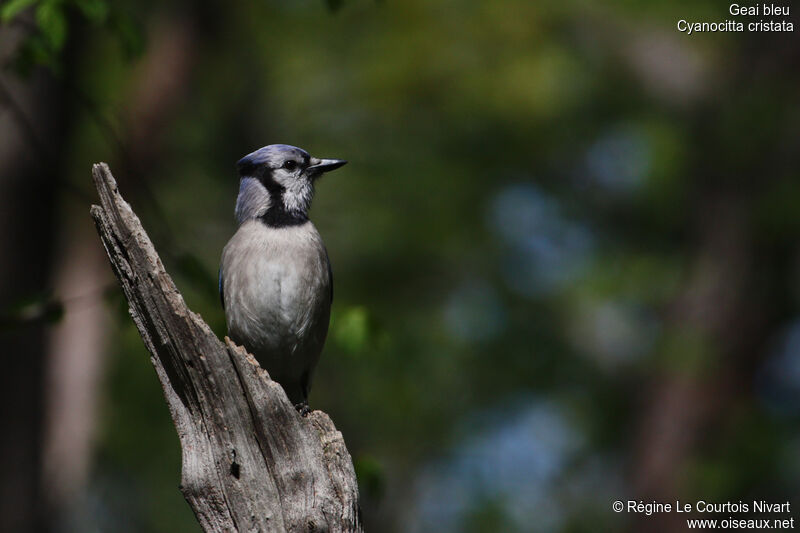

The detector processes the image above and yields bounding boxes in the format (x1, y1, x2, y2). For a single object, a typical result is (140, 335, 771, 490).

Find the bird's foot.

(294, 401, 311, 417)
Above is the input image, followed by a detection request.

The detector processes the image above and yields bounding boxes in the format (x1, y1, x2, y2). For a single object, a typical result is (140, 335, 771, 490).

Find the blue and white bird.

(219, 144, 346, 410)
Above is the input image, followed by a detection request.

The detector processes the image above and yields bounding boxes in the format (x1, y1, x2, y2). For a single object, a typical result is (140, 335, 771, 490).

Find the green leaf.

(72, 0, 108, 23)
(0, 292, 64, 329)
(333, 306, 370, 354)
(35, 2, 67, 51)
(111, 12, 144, 59)
(1, 0, 37, 23)
(353, 455, 385, 501)
(325, 0, 343, 12)
(10, 33, 55, 76)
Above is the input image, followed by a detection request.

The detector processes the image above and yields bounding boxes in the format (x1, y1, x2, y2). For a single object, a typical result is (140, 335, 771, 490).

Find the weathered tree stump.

(90, 163, 362, 533)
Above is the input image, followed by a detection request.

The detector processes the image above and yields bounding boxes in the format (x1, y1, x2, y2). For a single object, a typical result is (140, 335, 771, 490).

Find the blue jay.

(219, 144, 346, 410)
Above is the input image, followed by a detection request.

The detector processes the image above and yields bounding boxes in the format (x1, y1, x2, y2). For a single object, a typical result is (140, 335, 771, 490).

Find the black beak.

(307, 158, 347, 174)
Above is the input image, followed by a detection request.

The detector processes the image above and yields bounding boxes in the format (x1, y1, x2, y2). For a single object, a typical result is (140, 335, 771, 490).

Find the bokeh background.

(1, 0, 799, 532)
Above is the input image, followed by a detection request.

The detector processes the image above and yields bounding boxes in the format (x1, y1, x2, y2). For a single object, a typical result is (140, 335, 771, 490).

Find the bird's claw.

(294, 402, 311, 416)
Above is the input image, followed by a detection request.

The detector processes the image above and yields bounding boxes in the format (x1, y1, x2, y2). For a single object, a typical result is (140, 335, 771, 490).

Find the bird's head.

(234, 144, 347, 226)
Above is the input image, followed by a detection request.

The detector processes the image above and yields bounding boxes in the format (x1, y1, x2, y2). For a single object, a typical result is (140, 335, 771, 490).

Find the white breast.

(221, 219, 331, 400)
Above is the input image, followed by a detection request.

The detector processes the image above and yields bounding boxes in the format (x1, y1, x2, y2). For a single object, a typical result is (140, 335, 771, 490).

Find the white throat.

(275, 175, 313, 214)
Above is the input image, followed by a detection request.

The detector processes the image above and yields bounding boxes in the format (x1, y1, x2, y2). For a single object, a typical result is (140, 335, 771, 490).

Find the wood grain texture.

(90, 163, 362, 533)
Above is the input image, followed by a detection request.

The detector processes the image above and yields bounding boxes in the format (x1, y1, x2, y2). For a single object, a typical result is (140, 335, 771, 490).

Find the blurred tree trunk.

(42, 221, 112, 528)
(0, 23, 67, 533)
(632, 195, 762, 532)
(40, 13, 200, 528)
(630, 32, 800, 532)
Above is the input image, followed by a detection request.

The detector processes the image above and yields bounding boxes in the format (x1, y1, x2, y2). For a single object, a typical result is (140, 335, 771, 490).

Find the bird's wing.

(325, 250, 333, 303)
(218, 266, 225, 310)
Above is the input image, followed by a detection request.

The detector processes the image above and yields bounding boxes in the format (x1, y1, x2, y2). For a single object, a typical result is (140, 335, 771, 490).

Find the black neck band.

(259, 204, 308, 227)
(250, 172, 309, 228)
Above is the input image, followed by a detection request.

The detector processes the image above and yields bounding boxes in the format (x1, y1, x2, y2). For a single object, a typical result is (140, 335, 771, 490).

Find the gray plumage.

(220, 144, 346, 406)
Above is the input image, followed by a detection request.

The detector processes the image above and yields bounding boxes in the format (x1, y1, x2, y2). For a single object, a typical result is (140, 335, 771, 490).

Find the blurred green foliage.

(3, 0, 141, 74)
(0, 291, 64, 328)
(4, 0, 799, 531)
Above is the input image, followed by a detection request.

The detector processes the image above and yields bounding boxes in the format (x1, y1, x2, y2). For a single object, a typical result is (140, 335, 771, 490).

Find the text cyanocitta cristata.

(220, 144, 346, 409)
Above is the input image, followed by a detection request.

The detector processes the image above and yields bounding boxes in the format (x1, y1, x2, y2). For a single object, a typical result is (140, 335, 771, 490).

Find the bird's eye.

(283, 160, 298, 171)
